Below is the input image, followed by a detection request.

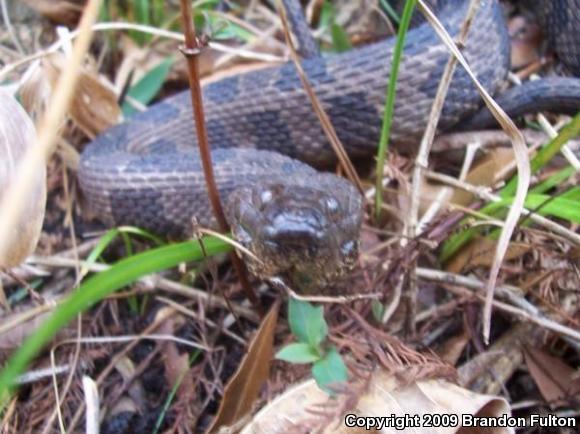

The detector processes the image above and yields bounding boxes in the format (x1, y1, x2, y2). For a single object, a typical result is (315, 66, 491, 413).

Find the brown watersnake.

(78, 0, 580, 289)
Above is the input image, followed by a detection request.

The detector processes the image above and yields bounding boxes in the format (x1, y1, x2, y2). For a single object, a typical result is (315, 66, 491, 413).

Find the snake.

(78, 0, 580, 291)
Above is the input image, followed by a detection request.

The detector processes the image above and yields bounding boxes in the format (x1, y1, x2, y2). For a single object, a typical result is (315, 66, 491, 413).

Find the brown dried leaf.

(524, 346, 580, 407)
(242, 370, 514, 434)
(208, 301, 280, 433)
(451, 148, 515, 207)
(446, 238, 530, 274)
(44, 54, 121, 138)
(0, 90, 46, 268)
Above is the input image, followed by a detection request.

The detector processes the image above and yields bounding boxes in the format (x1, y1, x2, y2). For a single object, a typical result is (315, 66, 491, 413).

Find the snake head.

(227, 173, 363, 293)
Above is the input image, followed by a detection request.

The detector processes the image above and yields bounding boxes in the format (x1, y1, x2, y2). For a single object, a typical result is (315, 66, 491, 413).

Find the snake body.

(79, 0, 580, 288)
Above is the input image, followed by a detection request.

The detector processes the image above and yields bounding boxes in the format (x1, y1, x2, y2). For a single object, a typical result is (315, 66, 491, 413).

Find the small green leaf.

(275, 343, 321, 364)
(330, 23, 351, 52)
(312, 346, 348, 395)
(122, 58, 174, 116)
(288, 298, 328, 348)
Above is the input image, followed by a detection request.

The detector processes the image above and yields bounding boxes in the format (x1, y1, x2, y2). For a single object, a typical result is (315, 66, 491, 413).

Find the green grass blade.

(379, 0, 401, 24)
(134, 0, 151, 44)
(530, 166, 575, 195)
(440, 190, 580, 262)
(524, 193, 580, 222)
(441, 113, 580, 262)
(81, 226, 165, 277)
(122, 58, 175, 116)
(374, 0, 416, 220)
(0, 237, 232, 405)
(502, 112, 580, 197)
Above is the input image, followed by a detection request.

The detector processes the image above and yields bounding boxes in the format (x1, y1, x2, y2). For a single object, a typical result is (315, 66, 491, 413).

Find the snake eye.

(325, 197, 339, 214)
(255, 189, 273, 210)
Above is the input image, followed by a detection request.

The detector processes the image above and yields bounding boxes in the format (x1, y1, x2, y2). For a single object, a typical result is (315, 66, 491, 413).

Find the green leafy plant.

(275, 298, 348, 395)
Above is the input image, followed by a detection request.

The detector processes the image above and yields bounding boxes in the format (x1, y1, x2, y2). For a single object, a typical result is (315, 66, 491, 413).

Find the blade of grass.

(502, 112, 580, 197)
(374, 0, 416, 220)
(122, 58, 175, 116)
(379, 0, 401, 24)
(0, 236, 231, 405)
(440, 189, 580, 262)
(81, 226, 165, 277)
(132, 0, 151, 44)
(530, 166, 575, 195)
(441, 114, 580, 261)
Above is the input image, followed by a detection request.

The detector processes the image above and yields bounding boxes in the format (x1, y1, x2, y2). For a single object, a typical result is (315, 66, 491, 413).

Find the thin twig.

(417, 268, 580, 343)
(0, 22, 284, 83)
(269, 277, 381, 303)
(178, 0, 258, 308)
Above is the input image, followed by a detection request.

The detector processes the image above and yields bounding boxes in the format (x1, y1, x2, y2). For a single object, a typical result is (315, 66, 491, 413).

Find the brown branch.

(177, 0, 259, 308)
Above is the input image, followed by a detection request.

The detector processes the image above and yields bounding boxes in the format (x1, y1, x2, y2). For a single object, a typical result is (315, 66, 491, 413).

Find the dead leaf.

(451, 148, 515, 207)
(208, 301, 280, 433)
(44, 54, 121, 138)
(242, 369, 514, 434)
(524, 346, 580, 407)
(0, 90, 46, 269)
(446, 238, 530, 274)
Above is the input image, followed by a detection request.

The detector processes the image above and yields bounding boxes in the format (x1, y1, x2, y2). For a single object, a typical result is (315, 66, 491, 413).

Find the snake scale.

(79, 0, 580, 289)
